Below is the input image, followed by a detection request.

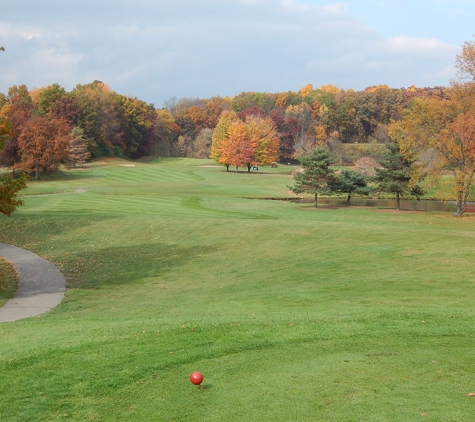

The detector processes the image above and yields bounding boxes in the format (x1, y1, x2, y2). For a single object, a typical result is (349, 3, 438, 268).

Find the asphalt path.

(0, 243, 65, 322)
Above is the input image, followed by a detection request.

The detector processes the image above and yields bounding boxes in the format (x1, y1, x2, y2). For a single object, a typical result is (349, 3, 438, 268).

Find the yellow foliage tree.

(275, 92, 290, 110)
(389, 83, 475, 215)
(456, 38, 475, 81)
(320, 84, 340, 95)
(300, 84, 313, 96)
(315, 125, 327, 146)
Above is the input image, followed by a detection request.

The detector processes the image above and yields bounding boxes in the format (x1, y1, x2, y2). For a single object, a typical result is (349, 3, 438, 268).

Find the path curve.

(0, 243, 65, 322)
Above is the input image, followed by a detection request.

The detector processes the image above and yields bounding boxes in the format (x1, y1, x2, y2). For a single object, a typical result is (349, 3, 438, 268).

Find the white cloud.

(0, 0, 462, 102)
(370, 36, 458, 58)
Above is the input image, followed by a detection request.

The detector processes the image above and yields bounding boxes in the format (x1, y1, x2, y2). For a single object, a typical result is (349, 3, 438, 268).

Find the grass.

(0, 257, 18, 306)
(1, 158, 475, 421)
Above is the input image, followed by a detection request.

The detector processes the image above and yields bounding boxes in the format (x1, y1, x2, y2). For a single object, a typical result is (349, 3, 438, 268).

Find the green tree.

(328, 169, 371, 205)
(37, 83, 66, 117)
(289, 146, 336, 207)
(0, 173, 27, 216)
(372, 142, 424, 210)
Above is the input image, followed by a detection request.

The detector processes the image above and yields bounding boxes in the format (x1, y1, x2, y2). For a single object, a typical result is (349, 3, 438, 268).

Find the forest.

(0, 81, 451, 168)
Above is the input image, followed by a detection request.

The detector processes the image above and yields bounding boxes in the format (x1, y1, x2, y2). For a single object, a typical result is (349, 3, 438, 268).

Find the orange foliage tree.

(211, 110, 239, 171)
(212, 114, 279, 172)
(219, 121, 254, 171)
(17, 116, 71, 179)
(389, 83, 475, 215)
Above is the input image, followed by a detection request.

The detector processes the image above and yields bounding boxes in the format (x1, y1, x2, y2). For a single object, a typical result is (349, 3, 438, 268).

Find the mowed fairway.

(1, 158, 475, 421)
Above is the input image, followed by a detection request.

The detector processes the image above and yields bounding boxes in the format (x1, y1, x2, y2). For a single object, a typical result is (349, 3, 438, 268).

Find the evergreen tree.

(289, 146, 336, 207)
(372, 142, 424, 210)
(328, 169, 371, 205)
(66, 126, 90, 167)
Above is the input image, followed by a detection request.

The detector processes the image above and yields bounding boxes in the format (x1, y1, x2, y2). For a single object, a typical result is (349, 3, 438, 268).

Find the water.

(293, 197, 475, 213)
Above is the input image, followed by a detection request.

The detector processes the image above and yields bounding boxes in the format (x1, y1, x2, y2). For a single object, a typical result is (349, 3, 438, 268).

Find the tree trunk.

(455, 190, 465, 216)
(454, 174, 466, 216)
(236, 166, 239, 172)
(395, 192, 400, 210)
(247, 163, 252, 173)
(314, 193, 318, 208)
(35, 168, 40, 180)
(225, 164, 229, 172)
(455, 201, 465, 216)
(347, 194, 351, 205)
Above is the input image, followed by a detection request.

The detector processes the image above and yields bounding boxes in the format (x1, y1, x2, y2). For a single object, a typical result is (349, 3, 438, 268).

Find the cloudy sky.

(1, 0, 474, 106)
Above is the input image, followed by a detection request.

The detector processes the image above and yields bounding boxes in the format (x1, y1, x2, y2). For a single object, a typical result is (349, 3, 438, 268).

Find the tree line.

(0, 79, 455, 180)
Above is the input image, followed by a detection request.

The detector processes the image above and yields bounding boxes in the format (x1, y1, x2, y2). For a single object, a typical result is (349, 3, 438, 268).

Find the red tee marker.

(190, 371, 204, 390)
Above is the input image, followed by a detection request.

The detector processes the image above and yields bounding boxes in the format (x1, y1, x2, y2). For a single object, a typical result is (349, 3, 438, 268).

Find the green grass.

(1, 158, 475, 421)
(0, 257, 18, 306)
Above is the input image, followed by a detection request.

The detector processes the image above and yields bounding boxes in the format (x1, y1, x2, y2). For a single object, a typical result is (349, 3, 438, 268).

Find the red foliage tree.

(17, 116, 71, 179)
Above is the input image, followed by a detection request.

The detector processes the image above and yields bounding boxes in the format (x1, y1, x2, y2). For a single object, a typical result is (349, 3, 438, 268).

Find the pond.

(292, 197, 475, 213)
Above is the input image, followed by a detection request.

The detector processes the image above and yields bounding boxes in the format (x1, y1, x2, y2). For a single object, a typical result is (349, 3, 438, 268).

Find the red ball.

(190, 371, 203, 385)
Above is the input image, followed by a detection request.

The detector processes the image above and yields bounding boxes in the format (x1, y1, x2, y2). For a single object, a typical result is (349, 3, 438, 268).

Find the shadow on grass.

(63, 242, 217, 289)
(0, 214, 118, 247)
(26, 169, 103, 183)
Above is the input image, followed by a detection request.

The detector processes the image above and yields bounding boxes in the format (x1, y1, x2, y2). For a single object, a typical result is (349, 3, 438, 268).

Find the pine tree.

(66, 126, 90, 167)
(372, 142, 424, 210)
(328, 169, 371, 205)
(289, 147, 336, 207)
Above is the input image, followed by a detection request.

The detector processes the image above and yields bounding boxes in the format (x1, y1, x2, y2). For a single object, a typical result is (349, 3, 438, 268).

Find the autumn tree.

(300, 84, 313, 97)
(211, 110, 239, 171)
(219, 121, 254, 171)
(0, 114, 27, 216)
(389, 83, 475, 215)
(66, 126, 90, 167)
(190, 128, 213, 158)
(175, 105, 210, 138)
(203, 99, 225, 129)
(372, 142, 424, 210)
(0, 116, 13, 152)
(269, 109, 299, 161)
(455, 37, 475, 81)
(289, 147, 336, 207)
(51, 96, 80, 126)
(155, 109, 181, 156)
(214, 115, 279, 172)
(245, 115, 280, 169)
(17, 116, 71, 179)
(0, 88, 34, 171)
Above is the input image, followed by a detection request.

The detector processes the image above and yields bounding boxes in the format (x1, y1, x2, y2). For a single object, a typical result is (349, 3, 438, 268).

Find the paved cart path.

(0, 243, 65, 322)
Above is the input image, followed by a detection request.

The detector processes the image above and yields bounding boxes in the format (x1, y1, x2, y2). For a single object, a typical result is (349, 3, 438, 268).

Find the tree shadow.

(63, 242, 217, 289)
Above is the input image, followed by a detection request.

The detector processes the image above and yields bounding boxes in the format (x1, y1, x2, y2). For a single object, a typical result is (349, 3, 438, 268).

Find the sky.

(1, 0, 474, 107)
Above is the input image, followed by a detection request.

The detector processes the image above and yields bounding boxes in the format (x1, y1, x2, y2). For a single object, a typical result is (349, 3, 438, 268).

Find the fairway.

(1, 158, 475, 421)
